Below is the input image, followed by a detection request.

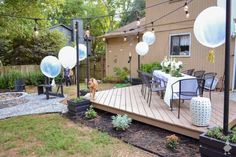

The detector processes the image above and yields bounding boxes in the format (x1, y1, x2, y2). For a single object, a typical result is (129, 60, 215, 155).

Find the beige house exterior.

(104, 0, 236, 89)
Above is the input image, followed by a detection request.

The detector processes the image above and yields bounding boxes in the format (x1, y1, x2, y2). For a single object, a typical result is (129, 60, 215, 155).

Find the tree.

(120, 0, 145, 26)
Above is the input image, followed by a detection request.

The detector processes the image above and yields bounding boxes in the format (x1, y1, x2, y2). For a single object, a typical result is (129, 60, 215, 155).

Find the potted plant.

(199, 127, 236, 157)
(80, 89, 89, 96)
(67, 97, 91, 114)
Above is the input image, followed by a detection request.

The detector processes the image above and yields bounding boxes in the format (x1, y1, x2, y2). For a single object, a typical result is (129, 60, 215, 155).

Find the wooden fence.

(0, 55, 106, 81)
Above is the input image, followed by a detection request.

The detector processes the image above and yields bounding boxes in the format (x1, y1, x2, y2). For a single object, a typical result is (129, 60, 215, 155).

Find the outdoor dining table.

(152, 70, 199, 108)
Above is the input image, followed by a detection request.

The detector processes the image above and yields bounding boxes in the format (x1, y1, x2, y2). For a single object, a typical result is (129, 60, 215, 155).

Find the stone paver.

(0, 93, 68, 119)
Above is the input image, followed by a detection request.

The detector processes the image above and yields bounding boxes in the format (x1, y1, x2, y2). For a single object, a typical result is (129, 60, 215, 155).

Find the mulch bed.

(65, 109, 200, 157)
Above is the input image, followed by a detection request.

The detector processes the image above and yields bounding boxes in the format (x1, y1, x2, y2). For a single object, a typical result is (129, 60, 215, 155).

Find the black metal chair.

(14, 79, 26, 92)
(193, 70, 205, 79)
(182, 69, 195, 76)
(171, 78, 199, 118)
(137, 70, 146, 97)
(197, 78, 205, 97)
(203, 72, 217, 100)
(142, 73, 167, 107)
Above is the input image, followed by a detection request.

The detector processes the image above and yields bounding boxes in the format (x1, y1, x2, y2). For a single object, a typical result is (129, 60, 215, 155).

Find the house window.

(169, 33, 191, 57)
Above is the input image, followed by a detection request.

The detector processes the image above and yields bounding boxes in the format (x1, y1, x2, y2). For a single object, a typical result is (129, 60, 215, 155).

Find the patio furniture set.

(138, 69, 217, 126)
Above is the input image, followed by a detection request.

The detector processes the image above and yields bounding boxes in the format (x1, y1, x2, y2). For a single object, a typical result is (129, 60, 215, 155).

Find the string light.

(184, 1, 189, 12)
(123, 31, 127, 41)
(136, 17, 141, 27)
(85, 26, 90, 37)
(102, 37, 106, 41)
(34, 19, 39, 37)
(185, 10, 190, 18)
(151, 22, 155, 33)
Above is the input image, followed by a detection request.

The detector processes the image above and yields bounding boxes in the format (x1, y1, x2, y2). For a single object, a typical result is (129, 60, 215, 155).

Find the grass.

(0, 114, 152, 157)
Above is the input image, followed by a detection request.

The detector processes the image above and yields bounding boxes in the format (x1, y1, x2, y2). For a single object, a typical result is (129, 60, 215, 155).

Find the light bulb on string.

(123, 31, 127, 42)
(184, 1, 188, 12)
(34, 19, 39, 37)
(102, 37, 106, 42)
(136, 17, 141, 27)
(151, 22, 155, 33)
(186, 11, 190, 18)
(85, 26, 90, 37)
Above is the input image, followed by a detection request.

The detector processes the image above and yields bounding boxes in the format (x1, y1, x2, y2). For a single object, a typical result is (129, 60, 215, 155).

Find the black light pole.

(137, 32, 141, 69)
(85, 26, 90, 88)
(93, 54, 97, 78)
(223, 0, 231, 135)
(128, 52, 132, 84)
(75, 21, 80, 98)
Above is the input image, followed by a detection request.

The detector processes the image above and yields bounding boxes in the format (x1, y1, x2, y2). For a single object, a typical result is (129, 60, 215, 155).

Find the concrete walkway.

(0, 93, 68, 119)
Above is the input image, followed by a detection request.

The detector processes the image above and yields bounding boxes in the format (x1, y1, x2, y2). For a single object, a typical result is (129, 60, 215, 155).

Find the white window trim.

(169, 32, 191, 58)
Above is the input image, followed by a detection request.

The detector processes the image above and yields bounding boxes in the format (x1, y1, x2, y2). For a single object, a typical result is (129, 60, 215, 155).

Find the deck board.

(91, 85, 236, 139)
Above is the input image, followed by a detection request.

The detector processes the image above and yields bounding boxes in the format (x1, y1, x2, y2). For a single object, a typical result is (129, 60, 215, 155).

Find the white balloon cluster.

(194, 6, 226, 49)
(135, 31, 156, 56)
(40, 44, 87, 78)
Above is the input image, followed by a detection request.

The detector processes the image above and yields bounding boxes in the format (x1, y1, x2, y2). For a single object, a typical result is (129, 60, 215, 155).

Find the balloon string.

(208, 49, 215, 64)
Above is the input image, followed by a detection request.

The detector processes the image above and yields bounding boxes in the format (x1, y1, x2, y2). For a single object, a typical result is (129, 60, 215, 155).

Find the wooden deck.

(90, 85, 236, 139)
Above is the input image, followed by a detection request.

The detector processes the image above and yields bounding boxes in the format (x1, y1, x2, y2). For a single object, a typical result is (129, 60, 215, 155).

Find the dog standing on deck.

(88, 78, 98, 100)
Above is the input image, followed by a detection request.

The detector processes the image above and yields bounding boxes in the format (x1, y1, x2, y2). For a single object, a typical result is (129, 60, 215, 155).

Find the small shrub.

(112, 114, 132, 131)
(113, 67, 129, 82)
(166, 134, 179, 150)
(85, 106, 97, 119)
(141, 62, 161, 73)
(71, 97, 86, 103)
(206, 127, 236, 143)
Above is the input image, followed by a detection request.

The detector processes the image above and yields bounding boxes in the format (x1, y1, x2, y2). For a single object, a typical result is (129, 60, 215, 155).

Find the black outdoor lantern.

(128, 52, 132, 84)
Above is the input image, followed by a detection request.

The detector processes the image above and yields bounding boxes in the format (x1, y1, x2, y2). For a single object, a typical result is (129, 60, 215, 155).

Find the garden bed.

(66, 109, 200, 157)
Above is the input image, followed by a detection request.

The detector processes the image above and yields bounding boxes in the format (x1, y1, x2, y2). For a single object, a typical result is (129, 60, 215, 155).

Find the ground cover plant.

(112, 114, 132, 131)
(85, 106, 97, 119)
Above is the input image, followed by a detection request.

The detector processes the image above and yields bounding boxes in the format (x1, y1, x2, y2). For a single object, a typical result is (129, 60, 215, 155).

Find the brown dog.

(88, 78, 98, 100)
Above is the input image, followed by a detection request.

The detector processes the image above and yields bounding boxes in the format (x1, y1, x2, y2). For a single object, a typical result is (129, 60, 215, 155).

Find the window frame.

(169, 32, 191, 58)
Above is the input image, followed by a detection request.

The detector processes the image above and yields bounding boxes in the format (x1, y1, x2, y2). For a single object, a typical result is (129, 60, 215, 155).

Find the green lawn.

(0, 114, 152, 157)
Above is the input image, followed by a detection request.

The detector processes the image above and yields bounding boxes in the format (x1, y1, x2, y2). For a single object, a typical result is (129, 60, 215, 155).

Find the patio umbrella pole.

(76, 21, 80, 98)
(223, 0, 231, 135)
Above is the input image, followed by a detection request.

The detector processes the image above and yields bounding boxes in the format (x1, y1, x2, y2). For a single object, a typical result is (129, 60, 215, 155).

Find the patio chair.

(14, 79, 26, 92)
(203, 72, 217, 100)
(137, 70, 146, 97)
(193, 70, 205, 79)
(182, 69, 195, 76)
(142, 73, 167, 107)
(171, 78, 199, 118)
(197, 78, 205, 97)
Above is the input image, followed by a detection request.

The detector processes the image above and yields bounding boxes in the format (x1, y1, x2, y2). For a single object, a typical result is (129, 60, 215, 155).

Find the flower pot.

(131, 78, 142, 85)
(80, 90, 89, 96)
(67, 99, 91, 113)
(199, 132, 236, 157)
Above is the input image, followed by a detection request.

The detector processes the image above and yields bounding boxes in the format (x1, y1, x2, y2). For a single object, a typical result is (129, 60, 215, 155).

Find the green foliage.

(141, 62, 162, 73)
(113, 67, 129, 82)
(166, 134, 179, 150)
(206, 127, 236, 143)
(71, 97, 86, 103)
(0, 70, 64, 89)
(85, 106, 97, 119)
(120, 0, 146, 26)
(112, 114, 132, 131)
(114, 83, 130, 88)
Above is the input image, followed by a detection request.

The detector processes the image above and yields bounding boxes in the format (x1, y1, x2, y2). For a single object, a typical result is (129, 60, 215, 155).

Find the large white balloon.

(58, 46, 76, 69)
(194, 6, 226, 48)
(75, 44, 87, 61)
(40, 56, 61, 78)
(142, 31, 156, 45)
(135, 42, 149, 56)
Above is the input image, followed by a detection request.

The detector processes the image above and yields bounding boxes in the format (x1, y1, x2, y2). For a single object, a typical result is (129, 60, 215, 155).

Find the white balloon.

(40, 56, 61, 78)
(58, 46, 76, 69)
(142, 31, 156, 45)
(135, 42, 149, 56)
(194, 6, 226, 48)
(75, 44, 87, 61)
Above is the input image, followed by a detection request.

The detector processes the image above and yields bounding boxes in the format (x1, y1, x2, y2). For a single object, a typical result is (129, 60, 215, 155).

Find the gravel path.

(0, 93, 68, 119)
